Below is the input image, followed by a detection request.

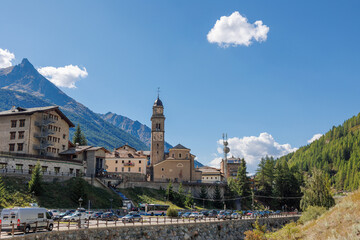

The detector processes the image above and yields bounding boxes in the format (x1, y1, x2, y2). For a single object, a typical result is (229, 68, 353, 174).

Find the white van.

(0, 207, 54, 233)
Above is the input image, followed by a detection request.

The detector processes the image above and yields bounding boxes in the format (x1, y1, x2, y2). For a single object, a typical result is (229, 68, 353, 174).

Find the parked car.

(101, 212, 119, 221)
(231, 212, 241, 219)
(189, 212, 204, 219)
(90, 212, 103, 220)
(181, 212, 191, 218)
(201, 210, 209, 217)
(121, 214, 143, 223)
(217, 212, 231, 220)
(62, 212, 88, 221)
(207, 210, 218, 218)
(0, 207, 54, 233)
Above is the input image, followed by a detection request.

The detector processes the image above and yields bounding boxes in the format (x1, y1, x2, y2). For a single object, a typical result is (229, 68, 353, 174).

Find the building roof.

(153, 97, 163, 107)
(59, 145, 93, 155)
(171, 144, 189, 150)
(0, 106, 75, 127)
(197, 166, 221, 175)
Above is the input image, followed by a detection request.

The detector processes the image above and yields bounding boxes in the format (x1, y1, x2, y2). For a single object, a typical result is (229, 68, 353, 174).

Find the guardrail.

(0, 213, 300, 238)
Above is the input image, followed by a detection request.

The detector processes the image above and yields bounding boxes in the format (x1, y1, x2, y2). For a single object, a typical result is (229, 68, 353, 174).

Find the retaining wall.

(12, 216, 299, 240)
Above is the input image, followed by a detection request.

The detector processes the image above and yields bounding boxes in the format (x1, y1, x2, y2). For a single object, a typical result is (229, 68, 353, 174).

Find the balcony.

(35, 118, 56, 127)
(33, 142, 53, 150)
(34, 129, 55, 138)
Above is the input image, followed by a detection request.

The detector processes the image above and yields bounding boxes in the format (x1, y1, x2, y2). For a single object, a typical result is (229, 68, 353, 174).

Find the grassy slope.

(269, 189, 360, 240)
(2, 176, 122, 209)
(120, 187, 184, 209)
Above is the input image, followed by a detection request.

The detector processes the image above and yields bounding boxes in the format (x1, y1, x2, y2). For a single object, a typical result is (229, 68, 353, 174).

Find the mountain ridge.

(0, 58, 147, 150)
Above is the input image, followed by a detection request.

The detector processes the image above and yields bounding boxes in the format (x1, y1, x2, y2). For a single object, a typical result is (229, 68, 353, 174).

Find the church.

(150, 96, 201, 182)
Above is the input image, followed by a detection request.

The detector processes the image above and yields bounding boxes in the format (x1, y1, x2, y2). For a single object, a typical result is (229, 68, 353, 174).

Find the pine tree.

(73, 124, 87, 145)
(300, 168, 335, 210)
(229, 158, 252, 209)
(184, 189, 194, 208)
(165, 180, 174, 202)
(28, 162, 43, 196)
(176, 183, 185, 207)
(213, 184, 223, 209)
(199, 185, 208, 208)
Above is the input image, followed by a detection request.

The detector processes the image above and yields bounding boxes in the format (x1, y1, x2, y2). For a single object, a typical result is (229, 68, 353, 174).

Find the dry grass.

(268, 189, 360, 240)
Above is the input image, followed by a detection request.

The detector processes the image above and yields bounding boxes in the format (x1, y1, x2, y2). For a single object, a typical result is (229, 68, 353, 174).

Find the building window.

(211, 177, 213, 179)
(54, 126, 58, 131)
(19, 119, 25, 127)
(161, 168, 164, 171)
(122, 160, 124, 163)
(47, 147, 51, 152)
(10, 132, 16, 140)
(128, 160, 131, 163)
(206, 177, 208, 179)
(186, 154, 189, 158)
(172, 154, 174, 158)
(47, 136, 51, 141)
(17, 143, 23, 151)
(115, 167, 118, 172)
(54, 167, 60, 174)
(62, 145, 65, 150)
(42, 166, 48, 173)
(115, 160, 118, 164)
(18, 131, 24, 139)
(11, 120, 17, 128)
(139, 167, 141, 172)
(16, 164, 23, 170)
(9, 144, 15, 152)
(59, 127, 61, 132)
(179, 153, 182, 158)
(70, 168, 74, 174)
(63, 134, 66, 139)
(122, 167, 124, 172)
(0, 163, 7, 169)
(139, 160, 141, 164)
(128, 167, 130, 172)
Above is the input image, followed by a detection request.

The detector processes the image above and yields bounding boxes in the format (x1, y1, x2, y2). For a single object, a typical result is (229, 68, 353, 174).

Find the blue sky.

(1, 0, 360, 172)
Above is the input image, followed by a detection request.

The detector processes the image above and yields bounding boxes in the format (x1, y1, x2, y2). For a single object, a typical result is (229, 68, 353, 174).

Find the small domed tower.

(150, 95, 165, 166)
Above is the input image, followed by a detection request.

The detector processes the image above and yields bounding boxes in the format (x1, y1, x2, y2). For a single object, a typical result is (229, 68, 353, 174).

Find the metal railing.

(0, 212, 301, 238)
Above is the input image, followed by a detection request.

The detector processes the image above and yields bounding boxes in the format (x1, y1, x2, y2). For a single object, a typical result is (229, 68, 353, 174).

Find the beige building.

(220, 156, 242, 180)
(197, 166, 223, 183)
(59, 145, 108, 177)
(153, 144, 202, 182)
(0, 106, 74, 157)
(105, 144, 148, 177)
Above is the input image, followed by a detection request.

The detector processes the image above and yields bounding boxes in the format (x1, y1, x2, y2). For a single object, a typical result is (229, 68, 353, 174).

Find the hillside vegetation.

(279, 112, 360, 191)
(0, 176, 122, 209)
(268, 189, 360, 240)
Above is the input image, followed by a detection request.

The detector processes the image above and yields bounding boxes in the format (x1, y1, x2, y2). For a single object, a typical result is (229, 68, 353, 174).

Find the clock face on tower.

(152, 132, 164, 141)
(155, 108, 163, 114)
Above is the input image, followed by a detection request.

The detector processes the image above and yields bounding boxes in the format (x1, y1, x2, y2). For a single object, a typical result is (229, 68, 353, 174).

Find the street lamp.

(79, 197, 83, 208)
(109, 198, 113, 211)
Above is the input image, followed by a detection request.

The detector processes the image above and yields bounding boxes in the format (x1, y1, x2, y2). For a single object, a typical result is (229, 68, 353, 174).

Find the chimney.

(11, 106, 16, 112)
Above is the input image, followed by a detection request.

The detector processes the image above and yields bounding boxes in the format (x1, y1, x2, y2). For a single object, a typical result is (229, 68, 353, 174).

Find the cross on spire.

(157, 87, 160, 98)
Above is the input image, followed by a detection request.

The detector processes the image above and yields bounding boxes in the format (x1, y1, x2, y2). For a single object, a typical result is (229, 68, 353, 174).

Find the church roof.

(172, 144, 189, 150)
(153, 97, 163, 107)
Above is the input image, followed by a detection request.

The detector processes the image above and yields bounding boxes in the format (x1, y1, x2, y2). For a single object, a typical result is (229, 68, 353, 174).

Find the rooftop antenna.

(223, 133, 230, 179)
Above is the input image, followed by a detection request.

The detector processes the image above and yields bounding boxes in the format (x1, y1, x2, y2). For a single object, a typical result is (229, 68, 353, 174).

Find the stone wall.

(12, 217, 299, 240)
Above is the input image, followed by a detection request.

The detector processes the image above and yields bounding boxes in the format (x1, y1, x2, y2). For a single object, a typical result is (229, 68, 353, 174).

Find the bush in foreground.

(166, 208, 178, 217)
(298, 205, 327, 224)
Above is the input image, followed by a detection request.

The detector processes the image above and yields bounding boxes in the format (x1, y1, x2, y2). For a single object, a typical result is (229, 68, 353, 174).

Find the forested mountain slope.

(279, 113, 360, 191)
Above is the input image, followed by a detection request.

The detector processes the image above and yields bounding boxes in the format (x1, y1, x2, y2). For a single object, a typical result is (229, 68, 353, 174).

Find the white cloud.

(207, 11, 269, 47)
(0, 48, 15, 68)
(210, 132, 297, 173)
(38, 65, 88, 88)
(307, 133, 323, 144)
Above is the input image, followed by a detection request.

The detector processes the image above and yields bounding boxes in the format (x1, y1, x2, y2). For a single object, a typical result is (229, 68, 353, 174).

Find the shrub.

(299, 205, 327, 224)
(166, 207, 178, 217)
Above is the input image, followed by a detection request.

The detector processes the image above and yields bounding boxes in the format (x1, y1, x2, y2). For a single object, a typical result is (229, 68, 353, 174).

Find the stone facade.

(0, 106, 74, 158)
(0, 154, 83, 177)
(105, 145, 148, 176)
(11, 217, 299, 240)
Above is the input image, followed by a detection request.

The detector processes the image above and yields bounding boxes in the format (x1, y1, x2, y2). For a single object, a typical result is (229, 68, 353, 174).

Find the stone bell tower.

(150, 92, 165, 166)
